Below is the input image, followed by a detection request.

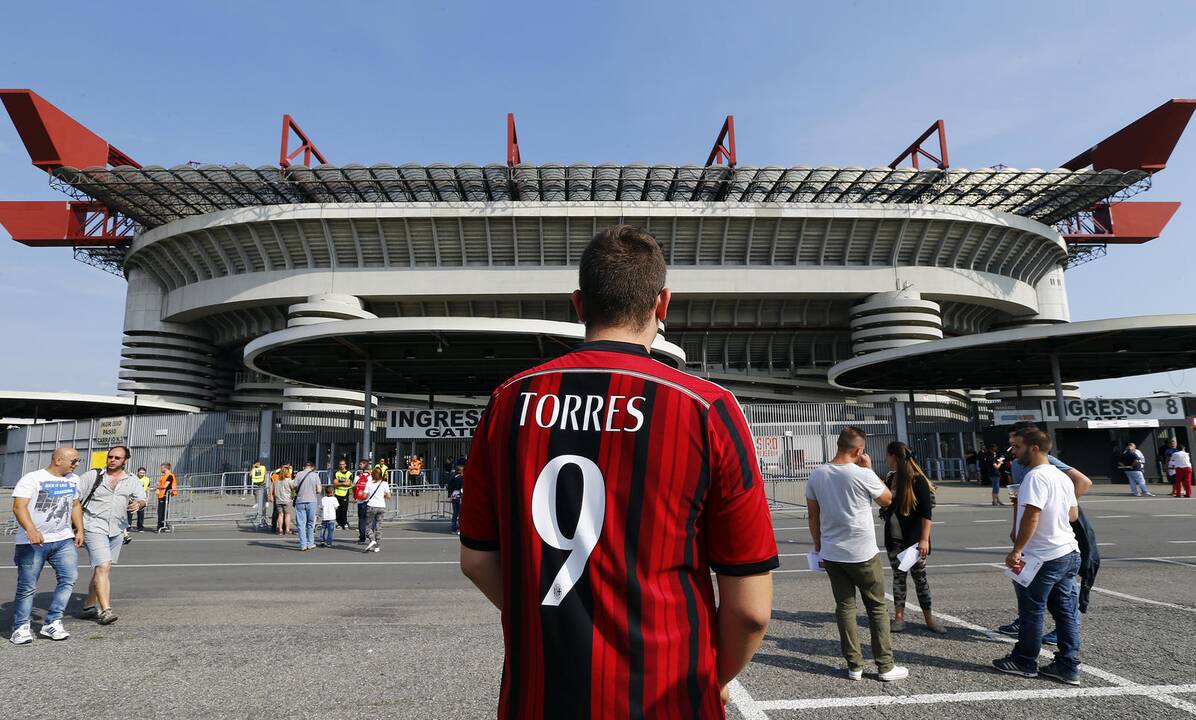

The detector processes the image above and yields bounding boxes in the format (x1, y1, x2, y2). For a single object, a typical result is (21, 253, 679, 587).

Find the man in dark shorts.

(459, 224, 778, 719)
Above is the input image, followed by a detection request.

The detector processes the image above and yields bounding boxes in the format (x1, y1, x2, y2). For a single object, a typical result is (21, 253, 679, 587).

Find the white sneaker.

(363, 540, 377, 553)
(846, 668, 863, 681)
(38, 620, 69, 641)
(372, 546, 381, 553)
(10, 624, 32, 645)
(878, 666, 909, 682)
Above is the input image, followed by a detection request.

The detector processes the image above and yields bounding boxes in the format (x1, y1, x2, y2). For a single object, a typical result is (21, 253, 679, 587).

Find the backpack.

(353, 473, 370, 501)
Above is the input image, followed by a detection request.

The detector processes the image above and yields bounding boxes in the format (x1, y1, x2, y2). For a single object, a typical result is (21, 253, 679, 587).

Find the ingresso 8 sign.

(1041, 397, 1184, 422)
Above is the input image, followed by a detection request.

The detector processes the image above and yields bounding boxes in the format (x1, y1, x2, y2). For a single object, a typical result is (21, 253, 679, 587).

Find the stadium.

(3, 91, 1191, 408)
(2, 90, 1195, 483)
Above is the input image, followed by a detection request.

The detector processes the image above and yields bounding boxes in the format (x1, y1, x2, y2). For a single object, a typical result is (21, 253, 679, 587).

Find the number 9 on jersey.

(531, 454, 606, 607)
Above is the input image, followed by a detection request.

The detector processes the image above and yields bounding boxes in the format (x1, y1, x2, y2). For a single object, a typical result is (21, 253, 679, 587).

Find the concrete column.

(850, 290, 943, 356)
(258, 410, 273, 464)
(362, 359, 374, 463)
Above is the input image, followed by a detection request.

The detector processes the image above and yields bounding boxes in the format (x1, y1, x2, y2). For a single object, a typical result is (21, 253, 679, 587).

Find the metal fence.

(743, 401, 898, 509)
(5, 398, 990, 524)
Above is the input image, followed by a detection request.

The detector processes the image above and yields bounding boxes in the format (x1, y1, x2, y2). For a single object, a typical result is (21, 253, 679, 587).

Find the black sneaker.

(993, 656, 1038, 678)
(1039, 661, 1080, 686)
(996, 620, 1020, 637)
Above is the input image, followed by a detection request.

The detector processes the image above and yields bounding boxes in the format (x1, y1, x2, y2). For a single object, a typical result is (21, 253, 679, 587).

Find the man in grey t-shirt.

(291, 462, 322, 551)
(806, 426, 906, 682)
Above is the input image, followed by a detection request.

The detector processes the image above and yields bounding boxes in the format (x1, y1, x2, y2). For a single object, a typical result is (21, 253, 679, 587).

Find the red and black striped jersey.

(461, 339, 779, 720)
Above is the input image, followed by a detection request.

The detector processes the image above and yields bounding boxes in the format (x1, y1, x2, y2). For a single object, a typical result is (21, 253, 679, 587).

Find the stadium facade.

(2, 92, 1192, 411)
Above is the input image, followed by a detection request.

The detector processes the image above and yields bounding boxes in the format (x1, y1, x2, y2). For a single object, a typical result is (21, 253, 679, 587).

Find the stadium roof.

(0, 391, 199, 421)
(827, 314, 1196, 391)
(243, 317, 685, 396)
(54, 163, 1148, 229)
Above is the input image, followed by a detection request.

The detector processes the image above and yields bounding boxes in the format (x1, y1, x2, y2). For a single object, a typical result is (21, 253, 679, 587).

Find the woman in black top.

(882, 441, 945, 633)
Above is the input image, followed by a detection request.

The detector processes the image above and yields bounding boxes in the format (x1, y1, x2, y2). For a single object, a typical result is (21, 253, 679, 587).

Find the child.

(318, 486, 338, 548)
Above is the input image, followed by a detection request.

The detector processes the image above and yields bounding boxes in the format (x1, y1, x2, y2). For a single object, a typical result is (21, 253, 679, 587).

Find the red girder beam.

(1062, 99, 1196, 173)
(0, 89, 139, 171)
(1062, 201, 1181, 245)
(889, 119, 948, 170)
(0, 201, 132, 247)
(279, 114, 328, 168)
(507, 113, 522, 167)
(705, 116, 736, 168)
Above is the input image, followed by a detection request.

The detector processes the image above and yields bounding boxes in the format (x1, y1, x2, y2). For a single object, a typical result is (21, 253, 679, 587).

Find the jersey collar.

(573, 339, 651, 357)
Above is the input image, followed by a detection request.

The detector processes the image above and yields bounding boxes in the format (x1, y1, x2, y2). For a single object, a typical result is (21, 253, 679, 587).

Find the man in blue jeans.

(291, 461, 322, 551)
(10, 447, 85, 645)
(997, 420, 1093, 645)
(994, 427, 1082, 685)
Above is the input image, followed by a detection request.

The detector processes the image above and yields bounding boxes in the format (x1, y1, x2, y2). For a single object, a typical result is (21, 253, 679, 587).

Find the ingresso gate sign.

(1041, 397, 1184, 422)
(384, 407, 483, 439)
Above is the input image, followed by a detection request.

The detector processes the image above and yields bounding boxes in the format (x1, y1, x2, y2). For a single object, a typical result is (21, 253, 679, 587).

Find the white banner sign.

(1041, 397, 1184, 422)
(1086, 419, 1160, 429)
(384, 407, 482, 439)
(95, 416, 127, 442)
(754, 436, 781, 462)
(992, 407, 1043, 425)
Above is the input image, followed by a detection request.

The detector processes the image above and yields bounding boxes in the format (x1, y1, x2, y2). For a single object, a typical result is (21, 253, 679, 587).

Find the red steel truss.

(0, 89, 139, 170)
(705, 116, 736, 168)
(1059, 201, 1181, 244)
(0, 200, 135, 247)
(1062, 99, 1196, 173)
(889, 119, 949, 170)
(279, 114, 328, 168)
(1058, 99, 1194, 246)
(507, 113, 522, 167)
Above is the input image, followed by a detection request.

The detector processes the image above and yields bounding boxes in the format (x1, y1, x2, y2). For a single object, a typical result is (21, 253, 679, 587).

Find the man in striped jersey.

(460, 224, 778, 719)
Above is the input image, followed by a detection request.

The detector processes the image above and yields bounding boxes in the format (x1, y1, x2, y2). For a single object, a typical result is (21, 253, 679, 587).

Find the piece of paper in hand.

(807, 551, 825, 573)
(897, 544, 920, 572)
(1004, 555, 1045, 587)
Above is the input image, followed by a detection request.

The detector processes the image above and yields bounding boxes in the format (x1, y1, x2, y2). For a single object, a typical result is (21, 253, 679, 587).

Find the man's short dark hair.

(109, 445, 131, 460)
(836, 426, 867, 453)
(1011, 421, 1038, 432)
(1013, 427, 1052, 454)
(578, 225, 667, 330)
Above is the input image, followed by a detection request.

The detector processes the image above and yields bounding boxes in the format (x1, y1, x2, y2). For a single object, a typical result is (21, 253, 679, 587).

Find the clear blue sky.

(1, 1, 1193, 399)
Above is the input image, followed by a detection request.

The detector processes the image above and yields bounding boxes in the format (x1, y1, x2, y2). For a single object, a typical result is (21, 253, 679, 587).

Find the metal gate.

(743, 401, 897, 509)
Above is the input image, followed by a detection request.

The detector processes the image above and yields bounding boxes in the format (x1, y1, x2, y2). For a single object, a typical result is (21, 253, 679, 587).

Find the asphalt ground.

(2, 481, 1195, 719)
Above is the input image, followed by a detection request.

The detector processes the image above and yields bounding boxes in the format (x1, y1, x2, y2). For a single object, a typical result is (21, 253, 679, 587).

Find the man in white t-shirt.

(806, 426, 908, 682)
(10, 447, 84, 645)
(1169, 445, 1192, 498)
(362, 468, 392, 553)
(994, 427, 1082, 685)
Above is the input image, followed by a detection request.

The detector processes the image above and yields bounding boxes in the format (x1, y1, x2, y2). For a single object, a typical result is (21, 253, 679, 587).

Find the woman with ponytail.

(882, 441, 945, 634)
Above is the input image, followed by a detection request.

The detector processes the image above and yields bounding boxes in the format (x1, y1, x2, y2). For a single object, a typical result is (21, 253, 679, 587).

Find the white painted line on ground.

(1094, 515, 1131, 519)
(0, 560, 459, 569)
(772, 527, 810, 532)
(1153, 514, 1195, 518)
(973, 519, 1007, 524)
(773, 555, 1196, 574)
(0, 536, 459, 545)
(1152, 694, 1196, 715)
(887, 591, 1137, 688)
(1151, 558, 1196, 570)
(1169, 540, 1196, 544)
(754, 683, 1196, 711)
(727, 679, 768, 720)
(966, 546, 1010, 551)
(1089, 586, 1196, 613)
